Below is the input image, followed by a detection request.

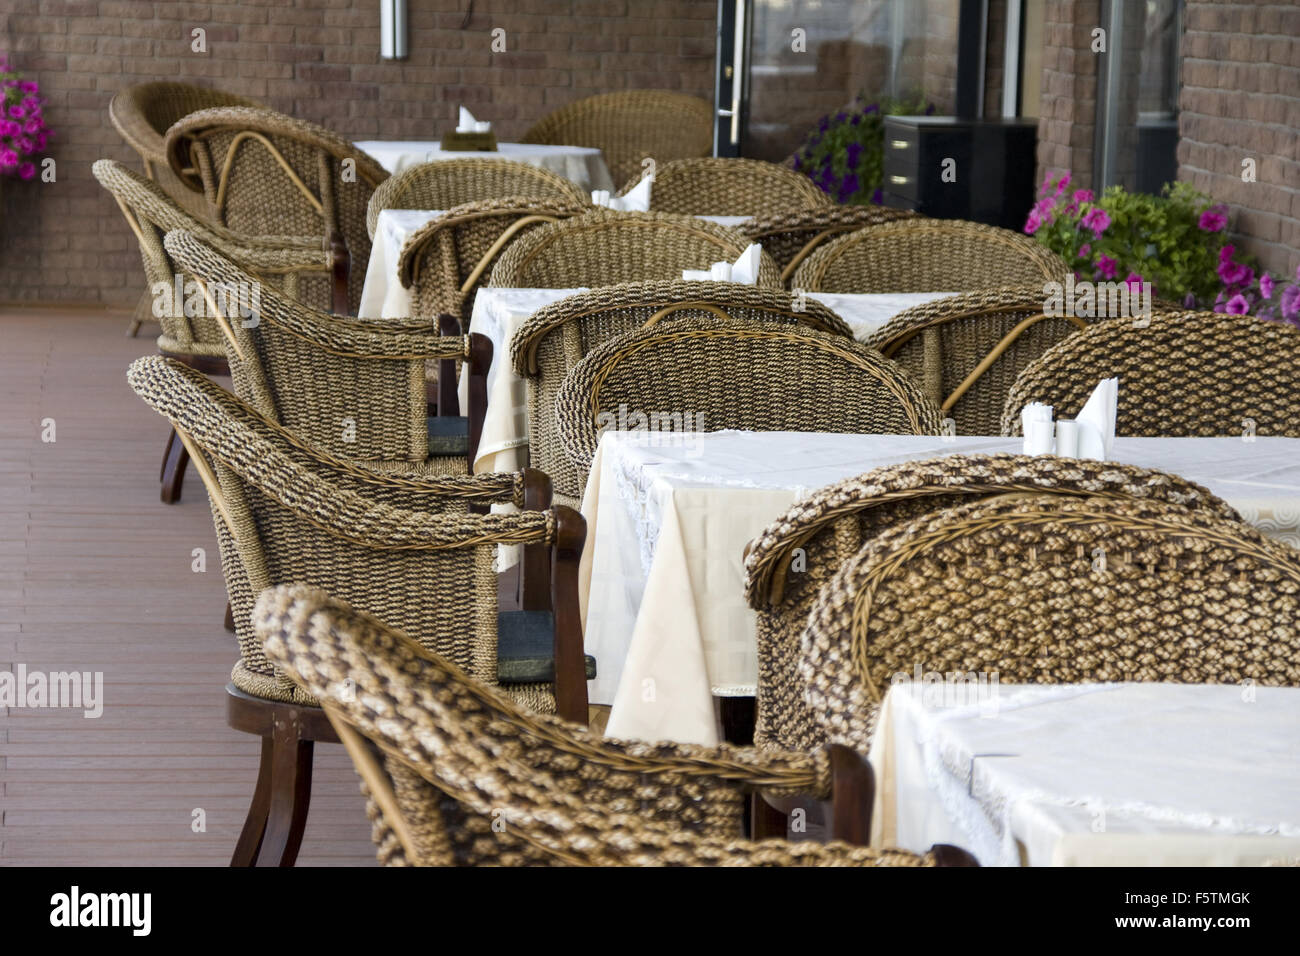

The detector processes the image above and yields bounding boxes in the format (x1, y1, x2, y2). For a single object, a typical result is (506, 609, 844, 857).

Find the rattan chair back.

(395, 197, 591, 329)
(553, 316, 944, 499)
(126, 356, 562, 713)
(800, 492, 1300, 750)
(509, 281, 854, 504)
(256, 583, 961, 866)
(742, 453, 1244, 750)
(487, 209, 782, 289)
(162, 229, 459, 463)
(864, 287, 1094, 437)
(740, 204, 919, 285)
(109, 82, 264, 218)
(365, 158, 588, 239)
(520, 90, 713, 188)
(1002, 310, 1300, 437)
(164, 106, 389, 313)
(791, 218, 1068, 293)
(617, 157, 831, 217)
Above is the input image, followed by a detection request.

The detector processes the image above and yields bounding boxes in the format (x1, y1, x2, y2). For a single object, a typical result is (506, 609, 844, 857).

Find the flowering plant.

(1214, 251, 1300, 326)
(0, 56, 50, 180)
(1025, 173, 1240, 308)
(792, 93, 933, 205)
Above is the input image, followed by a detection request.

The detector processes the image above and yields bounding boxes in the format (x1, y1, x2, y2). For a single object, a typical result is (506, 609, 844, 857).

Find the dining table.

(354, 139, 615, 191)
(868, 680, 1300, 866)
(577, 430, 1300, 745)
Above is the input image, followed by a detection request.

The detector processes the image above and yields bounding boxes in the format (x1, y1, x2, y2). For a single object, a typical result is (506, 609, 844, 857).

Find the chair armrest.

(548, 506, 588, 723)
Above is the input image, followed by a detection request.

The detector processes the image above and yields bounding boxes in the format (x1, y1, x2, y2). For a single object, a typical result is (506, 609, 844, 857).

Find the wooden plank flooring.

(0, 309, 376, 866)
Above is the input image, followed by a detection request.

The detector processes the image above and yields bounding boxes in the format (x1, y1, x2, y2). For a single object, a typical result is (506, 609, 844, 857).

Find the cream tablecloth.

(868, 681, 1300, 866)
(355, 140, 614, 191)
(578, 431, 1300, 743)
(450, 287, 954, 474)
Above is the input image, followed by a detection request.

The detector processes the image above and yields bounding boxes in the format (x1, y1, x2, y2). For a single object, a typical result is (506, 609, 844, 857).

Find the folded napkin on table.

(682, 243, 763, 285)
(1075, 377, 1118, 460)
(456, 107, 490, 133)
(593, 175, 653, 212)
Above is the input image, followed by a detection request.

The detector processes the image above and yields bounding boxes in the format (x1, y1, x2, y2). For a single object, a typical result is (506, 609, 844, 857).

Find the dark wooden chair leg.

(549, 506, 589, 725)
(828, 743, 874, 846)
(224, 602, 236, 633)
(750, 792, 789, 840)
(255, 718, 315, 867)
(520, 468, 553, 610)
(718, 696, 756, 745)
(230, 736, 274, 866)
(160, 428, 189, 503)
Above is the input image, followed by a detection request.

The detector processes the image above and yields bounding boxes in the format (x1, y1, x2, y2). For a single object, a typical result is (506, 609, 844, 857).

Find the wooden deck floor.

(0, 309, 376, 866)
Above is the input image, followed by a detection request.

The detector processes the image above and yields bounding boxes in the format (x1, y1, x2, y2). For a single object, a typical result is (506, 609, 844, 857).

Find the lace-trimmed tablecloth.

(577, 430, 1300, 743)
(868, 681, 1300, 866)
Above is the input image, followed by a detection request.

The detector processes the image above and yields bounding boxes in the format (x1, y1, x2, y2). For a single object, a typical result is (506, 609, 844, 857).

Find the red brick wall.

(0, 0, 717, 307)
(1035, 0, 1101, 191)
(1177, 1, 1300, 278)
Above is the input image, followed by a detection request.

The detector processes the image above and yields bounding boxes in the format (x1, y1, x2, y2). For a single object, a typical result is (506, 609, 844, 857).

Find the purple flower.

(1219, 244, 1236, 263)
(1054, 173, 1072, 197)
(1081, 207, 1111, 237)
(1280, 285, 1300, 320)
(8, 104, 24, 119)
(1078, 243, 1091, 258)
(849, 115, 861, 126)
(1198, 208, 1227, 232)
(792, 155, 802, 171)
(924, 103, 935, 115)
(1184, 292, 1197, 308)
(837, 174, 859, 202)
(834, 111, 848, 123)
(1071, 189, 1094, 205)
(1260, 274, 1275, 299)
(817, 115, 829, 132)
(1123, 271, 1144, 292)
(17, 160, 34, 180)
(871, 187, 883, 204)
(845, 141, 863, 169)
(22, 118, 40, 135)
(1225, 294, 1250, 315)
(1024, 208, 1043, 235)
(0, 119, 18, 137)
(1095, 254, 1118, 280)
(864, 103, 879, 114)
(18, 80, 37, 94)
(15, 136, 32, 154)
(1217, 258, 1248, 286)
(0, 148, 16, 168)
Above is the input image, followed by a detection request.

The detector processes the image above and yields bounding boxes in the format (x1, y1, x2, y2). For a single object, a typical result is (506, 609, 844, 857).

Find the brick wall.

(0, 0, 717, 307)
(1177, 1, 1300, 278)
(1036, 0, 1101, 191)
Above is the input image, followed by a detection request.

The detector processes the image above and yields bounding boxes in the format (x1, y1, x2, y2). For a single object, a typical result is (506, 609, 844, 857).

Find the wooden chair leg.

(718, 696, 756, 745)
(828, 743, 874, 846)
(230, 736, 274, 866)
(224, 602, 236, 633)
(255, 718, 315, 867)
(160, 428, 189, 504)
(750, 792, 789, 840)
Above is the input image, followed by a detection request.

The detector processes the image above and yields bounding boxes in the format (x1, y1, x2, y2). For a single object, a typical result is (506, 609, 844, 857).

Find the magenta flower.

(1219, 244, 1236, 263)
(1054, 173, 1071, 196)
(1281, 285, 1300, 320)
(1225, 294, 1250, 315)
(22, 118, 40, 135)
(1071, 189, 1094, 205)
(17, 161, 34, 180)
(1095, 254, 1118, 280)
(1198, 208, 1227, 232)
(1218, 258, 1249, 286)
(8, 105, 24, 119)
(1078, 243, 1091, 258)
(1123, 271, 1144, 292)
(18, 81, 37, 94)
(1024, 208, 1043, 235)
(1260, 274, 1275, 300)
(1081, 207, 1111, 237)
(0, 148, 17, 168)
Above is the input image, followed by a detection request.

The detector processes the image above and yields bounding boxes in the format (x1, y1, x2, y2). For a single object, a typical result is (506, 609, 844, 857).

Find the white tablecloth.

(868, 681, 1300, 866)
(355, 140, 615, 192)
(451, 287, 953, 474)
(578, 431, 1300, 743)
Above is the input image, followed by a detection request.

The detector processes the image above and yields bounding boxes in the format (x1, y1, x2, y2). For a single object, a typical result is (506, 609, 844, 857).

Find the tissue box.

(441, 130, 498, 152)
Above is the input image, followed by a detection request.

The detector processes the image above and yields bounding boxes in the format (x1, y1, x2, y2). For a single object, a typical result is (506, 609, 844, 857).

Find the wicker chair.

(863, 287, 1094, 437)
(1001, 310, 1300, 438)
(616, 157, 832, 218)
(509, 281, 855, 507)
(162, 228, 480, 474)
(126, 355, 594, 864)
(163, 106, 389, 314)
(256, 583, 978, 866)
(740, 204, 919, 286)
(395, 197, 591, 332)
(800, 492, 1300, 752)
(520, 90, 714, 189)
(365, 158, 588, 239)
(554, 316, 944, 501)
(94, 159, 338, 502)
(791, 218, 1068, 293)
(742, 453, 1244, 752)
(488, 209, 783, 289)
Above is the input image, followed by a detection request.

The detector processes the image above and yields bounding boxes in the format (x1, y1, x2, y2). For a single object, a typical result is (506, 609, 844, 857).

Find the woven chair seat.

(741, 452, 1245, 751)
(800, 492, 1300, 752)
(521, 90, 713, 188)
(791, 218, 1068, 293)
(615, 157, 832, 217)
(256, 584, 977, 867)
(1001, 309, 1300, 437)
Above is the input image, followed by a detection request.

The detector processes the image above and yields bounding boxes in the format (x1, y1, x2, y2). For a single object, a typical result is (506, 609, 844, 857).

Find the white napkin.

(591, 175, 653, 211)
(1075, 377, 1118, 460)
(683, 243, 762, 284)
(456, 107, 489, 133)
(1021, 402, 1054, 455)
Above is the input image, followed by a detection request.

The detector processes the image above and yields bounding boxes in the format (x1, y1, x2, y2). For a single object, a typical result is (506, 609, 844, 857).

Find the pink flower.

(1225, 294, 1250, 315)
(1218, 258, 1250, 286)
(1095, 254, 1118, 280)
(1198, 208, 1227, 232)
(1260, 274, 1275, 299)
(18, 81, 37, 94)
(22, 118, 40, 135)
(1024, 208, 1043, 235)
(0, 148, 16, 169)
(17, 161, 34, 180)
(1081, 207, 1111, 237)
(1123, 271, 1144, 292)
(1219, 244, 1236, 263)
(1071, 189, 1094, 205)
(1078, 243, 1091, 258)
(1281, 285, 1300, 320)
(8, 104, 24, 119)
(1054, 173, 1071, 196)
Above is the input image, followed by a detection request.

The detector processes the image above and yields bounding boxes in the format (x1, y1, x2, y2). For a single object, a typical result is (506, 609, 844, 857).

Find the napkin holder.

(441, 129, 498, 152)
